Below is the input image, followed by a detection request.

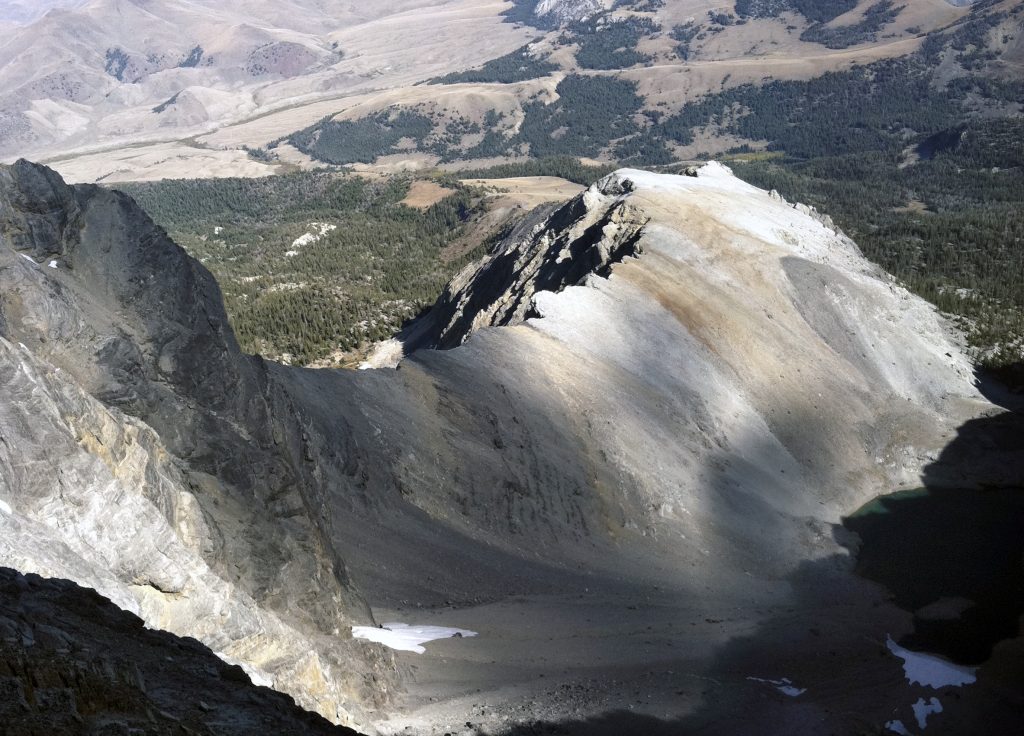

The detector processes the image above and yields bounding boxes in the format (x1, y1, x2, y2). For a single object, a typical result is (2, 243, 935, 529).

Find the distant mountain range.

(1, 0, 1018, 178)
(0, 0, 533, 163)
(0, 0, 87, 25)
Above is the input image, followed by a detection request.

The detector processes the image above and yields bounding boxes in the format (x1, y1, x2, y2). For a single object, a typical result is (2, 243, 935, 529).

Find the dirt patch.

(460, 176, 585, 210)
(401, 180, 455, 210)
(893, 199, 931, 214)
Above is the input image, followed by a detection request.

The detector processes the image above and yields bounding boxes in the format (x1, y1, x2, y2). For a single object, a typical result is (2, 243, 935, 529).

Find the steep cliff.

(0, 159, 392, 728)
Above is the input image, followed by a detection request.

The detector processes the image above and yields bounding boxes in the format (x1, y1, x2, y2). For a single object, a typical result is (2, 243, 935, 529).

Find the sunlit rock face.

(0, 159, 997, 732)
(354, 162, 983, 578)
(0, 159, 393, 729)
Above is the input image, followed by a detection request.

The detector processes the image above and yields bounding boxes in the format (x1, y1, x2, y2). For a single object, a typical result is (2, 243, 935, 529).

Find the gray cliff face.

(0, 160, 80, 260)
(0, 159, 391, 727)
(0, 160, 1005, 732)
(405, 175, 647, 352)
(0, 158, 260, 459)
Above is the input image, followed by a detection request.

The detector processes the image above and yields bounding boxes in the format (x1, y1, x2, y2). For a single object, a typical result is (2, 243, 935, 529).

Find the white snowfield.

(885, 719, 912, 735)
(912, 696, 944, 729)
(352, 623, 478, 654)
(886, 636, 977, 688)
(746, 676, 806, 697)
(884, 695, 946, 734)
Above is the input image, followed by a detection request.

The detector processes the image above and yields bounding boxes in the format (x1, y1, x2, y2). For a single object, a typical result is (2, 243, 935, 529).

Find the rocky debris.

(286, 164, 989, 629)
(0, 566, 360, 736)
(768, 187, 838, 233)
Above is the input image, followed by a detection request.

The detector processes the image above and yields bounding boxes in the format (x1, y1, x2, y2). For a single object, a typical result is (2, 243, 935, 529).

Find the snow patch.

(913, 696, 943, 729)
(19, 253, 35, 265)
(746, 676, 806, 697)
(352, 623, 478, 654)
(886, 636, 977, 688)
(48, 260, 58, 269)
(885, 720, 912, 735)
(0, 499, 12, 515)
(215, 652, 274, 688)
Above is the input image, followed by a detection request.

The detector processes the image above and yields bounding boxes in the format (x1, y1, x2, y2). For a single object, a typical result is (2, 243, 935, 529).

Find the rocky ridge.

(533, 0, 605, 25)
(387, 173, 648, 358)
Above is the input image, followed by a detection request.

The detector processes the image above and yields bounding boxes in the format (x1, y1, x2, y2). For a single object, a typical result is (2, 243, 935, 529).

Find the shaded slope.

(0, 567, 360, 736)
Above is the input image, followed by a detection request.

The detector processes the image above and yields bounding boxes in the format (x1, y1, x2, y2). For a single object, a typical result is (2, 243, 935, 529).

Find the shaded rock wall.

(0, 567, 360, 736)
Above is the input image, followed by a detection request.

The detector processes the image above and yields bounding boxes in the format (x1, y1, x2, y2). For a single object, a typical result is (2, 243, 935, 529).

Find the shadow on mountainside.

(838, 365, 1024, 666)
(498, 365, 1024, 736)
(0, 567, 359, 736)
(499, 711, 686, 736)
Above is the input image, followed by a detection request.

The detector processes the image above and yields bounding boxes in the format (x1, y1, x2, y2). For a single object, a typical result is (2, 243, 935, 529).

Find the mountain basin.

(844, 486, 1024, 665)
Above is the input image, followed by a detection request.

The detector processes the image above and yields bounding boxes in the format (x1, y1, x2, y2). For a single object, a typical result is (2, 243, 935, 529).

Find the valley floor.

(366, 566, 1020, 735)
(367, 577, 906, 735)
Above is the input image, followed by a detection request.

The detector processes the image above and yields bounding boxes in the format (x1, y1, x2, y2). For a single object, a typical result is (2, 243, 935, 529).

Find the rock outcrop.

(0, 159, 392, 728)
(0, 159, 1002, 733)
(399, 174, 647, 352)
(0, 567, 358, 736)
(533, 0, 605, 26)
